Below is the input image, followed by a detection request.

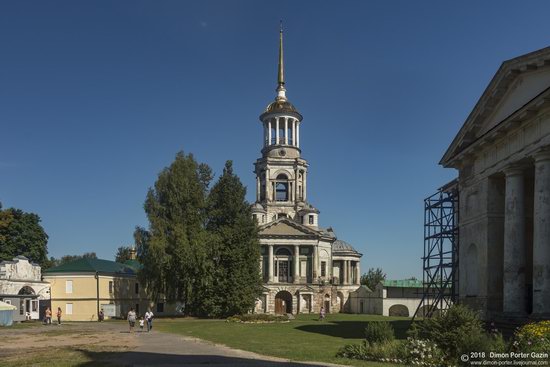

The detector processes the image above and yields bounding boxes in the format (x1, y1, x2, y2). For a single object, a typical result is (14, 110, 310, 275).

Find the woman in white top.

(144, 310, 154, 332)
(127, 308, 137, 333)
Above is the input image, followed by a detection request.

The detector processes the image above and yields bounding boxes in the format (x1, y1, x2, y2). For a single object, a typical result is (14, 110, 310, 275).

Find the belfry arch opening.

(276, 174, 289, 201)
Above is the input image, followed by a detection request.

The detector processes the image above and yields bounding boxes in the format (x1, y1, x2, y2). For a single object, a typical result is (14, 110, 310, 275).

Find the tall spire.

(276, 21, 287, 101)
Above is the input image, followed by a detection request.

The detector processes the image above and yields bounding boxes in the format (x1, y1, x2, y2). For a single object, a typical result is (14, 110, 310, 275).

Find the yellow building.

(43, 258, 175, 321)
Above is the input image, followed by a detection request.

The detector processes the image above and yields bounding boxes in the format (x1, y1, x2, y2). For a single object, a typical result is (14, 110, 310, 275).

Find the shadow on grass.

(76, 349, 333, 366)
(295, 320, 413, 339)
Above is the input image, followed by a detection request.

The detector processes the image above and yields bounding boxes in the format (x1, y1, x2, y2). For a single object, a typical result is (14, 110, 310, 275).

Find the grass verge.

(155, 313, 411, 366)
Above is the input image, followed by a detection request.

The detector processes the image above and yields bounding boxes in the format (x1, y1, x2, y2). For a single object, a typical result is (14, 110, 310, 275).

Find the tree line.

(133, 152, 262, 318)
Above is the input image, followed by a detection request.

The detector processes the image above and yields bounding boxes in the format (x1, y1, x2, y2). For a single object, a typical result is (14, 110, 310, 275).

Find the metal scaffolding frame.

(413, 179, 459, 319)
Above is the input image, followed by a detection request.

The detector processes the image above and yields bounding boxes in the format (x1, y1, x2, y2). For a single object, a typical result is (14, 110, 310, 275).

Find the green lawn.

(155, 313, 412, 366)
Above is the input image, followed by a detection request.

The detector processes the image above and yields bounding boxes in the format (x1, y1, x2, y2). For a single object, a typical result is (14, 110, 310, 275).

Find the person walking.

(319, 306, 326, 321)
(127, 308, 136, 333)
(56, 307, 62, 325)
(44, 307, 52, 325)
(144, 309, 154, 332)
(98, 308, 104, 322)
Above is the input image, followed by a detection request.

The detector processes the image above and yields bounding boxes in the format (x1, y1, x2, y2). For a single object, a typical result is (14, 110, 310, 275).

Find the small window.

(309, 215, 314, 225)
(135, 283, 139, 295)
(65, 280, 73, 294)
(66, 303, 73, 315)
(109, 281, 113, 294)
(156, 302, 164, 313)
(321, 261, 327, 277)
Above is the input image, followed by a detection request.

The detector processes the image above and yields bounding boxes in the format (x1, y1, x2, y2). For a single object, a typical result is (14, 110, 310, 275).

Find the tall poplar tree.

(204, 161, 262, 317)
(135, 151, 212, 315)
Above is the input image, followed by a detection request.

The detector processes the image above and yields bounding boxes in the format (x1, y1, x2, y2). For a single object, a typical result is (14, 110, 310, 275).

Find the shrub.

(511, 320, 550, 353)
(364, 321, 395, 344)
(405, 338, 445, 367)
(226, 314, 289, 323)
(336, 340, 406, 364)
(408, 305, 489, 364)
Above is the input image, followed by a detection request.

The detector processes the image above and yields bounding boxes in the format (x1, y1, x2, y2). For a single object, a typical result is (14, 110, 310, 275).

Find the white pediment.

(478, 69, 550, 137)
(259, 219, 319, 237)
(441, 46, 550, 167)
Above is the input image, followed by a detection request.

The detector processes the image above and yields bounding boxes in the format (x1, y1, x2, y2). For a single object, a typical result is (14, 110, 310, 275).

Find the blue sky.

(2, 1, 550, 279)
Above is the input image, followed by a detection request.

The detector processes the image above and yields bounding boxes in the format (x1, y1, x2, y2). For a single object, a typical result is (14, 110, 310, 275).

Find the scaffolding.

(413, 179, 459, 319)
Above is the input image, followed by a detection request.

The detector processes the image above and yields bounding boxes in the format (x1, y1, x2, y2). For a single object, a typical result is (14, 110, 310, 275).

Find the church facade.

(441, 46, 550, 321)
(252, 29, 362, 315)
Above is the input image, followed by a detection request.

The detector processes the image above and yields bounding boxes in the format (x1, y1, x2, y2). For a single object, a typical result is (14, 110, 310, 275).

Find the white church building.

(252, 29, 362, 315)
(441, 46, 550, 321)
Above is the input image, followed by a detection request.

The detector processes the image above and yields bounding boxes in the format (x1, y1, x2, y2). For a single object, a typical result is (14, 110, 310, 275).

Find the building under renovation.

(438, 46, 550, 321)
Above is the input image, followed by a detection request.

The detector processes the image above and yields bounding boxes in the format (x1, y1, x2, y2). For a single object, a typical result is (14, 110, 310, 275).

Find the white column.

(533, 151, 550, 314)
(356, 262, 361, 285)
(284, 117, 288, 145)
(313, 246, 319, 280)
(268, 245, 274, 283)
(256, 176, 260, 202)
(294, 245, 300, 284)
(276, 118, 280, 145)
(296, 122, 300, 147)
(268, 120, 272, 145)
(265, 170, 270, 202)
(303, 171, 307, 201)
(503, 167, 526, 314)
(292, 119, 296, 146)
(295, 169, 299, 202)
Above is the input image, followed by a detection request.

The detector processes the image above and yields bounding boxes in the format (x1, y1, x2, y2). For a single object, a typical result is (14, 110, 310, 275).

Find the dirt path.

(0, 322, 344, 366)
(111, 325, 342, 366)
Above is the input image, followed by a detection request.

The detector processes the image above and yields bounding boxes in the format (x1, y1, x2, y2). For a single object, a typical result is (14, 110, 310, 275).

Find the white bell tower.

(252, 25, 319, 227)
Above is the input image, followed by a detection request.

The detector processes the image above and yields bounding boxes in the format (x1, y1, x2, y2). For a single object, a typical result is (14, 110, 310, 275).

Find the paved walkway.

(106, 323, 344, 367)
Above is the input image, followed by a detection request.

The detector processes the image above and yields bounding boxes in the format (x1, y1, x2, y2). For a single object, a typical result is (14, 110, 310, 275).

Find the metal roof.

(332, 239, 361, 255)
(44, 258, 137, 275)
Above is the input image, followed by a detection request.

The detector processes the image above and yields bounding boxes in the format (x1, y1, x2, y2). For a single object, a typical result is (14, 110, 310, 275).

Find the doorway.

(274, 291, 292, 314)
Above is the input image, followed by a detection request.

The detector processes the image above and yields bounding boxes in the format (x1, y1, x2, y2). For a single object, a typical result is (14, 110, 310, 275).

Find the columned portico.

(503, 167, 527, 314)
(533, 151, 550, 315)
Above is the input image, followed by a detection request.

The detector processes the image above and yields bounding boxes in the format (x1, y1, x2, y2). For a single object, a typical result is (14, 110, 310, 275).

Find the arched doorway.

(324, 294, 331, 313)
(18, 286, 38, 320)
(337, 291, 344, 312)
(388, 304, 409, 317)
(18, 286, 35, 295)
(274, 291, 292, 314)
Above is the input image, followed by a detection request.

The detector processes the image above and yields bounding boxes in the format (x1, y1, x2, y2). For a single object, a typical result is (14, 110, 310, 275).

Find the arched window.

(276, 174, 289, 201)
(276, 248, 292, 256)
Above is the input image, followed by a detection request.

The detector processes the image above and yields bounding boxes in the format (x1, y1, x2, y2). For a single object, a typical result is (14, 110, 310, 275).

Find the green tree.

(360, 267, 386, 290)
(136, 151, 212, 315)
(115, 246, 133, 263)
(45, 252, 98, 269)
(0, 203, 49, 265)
(203, 161, 262, 317)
